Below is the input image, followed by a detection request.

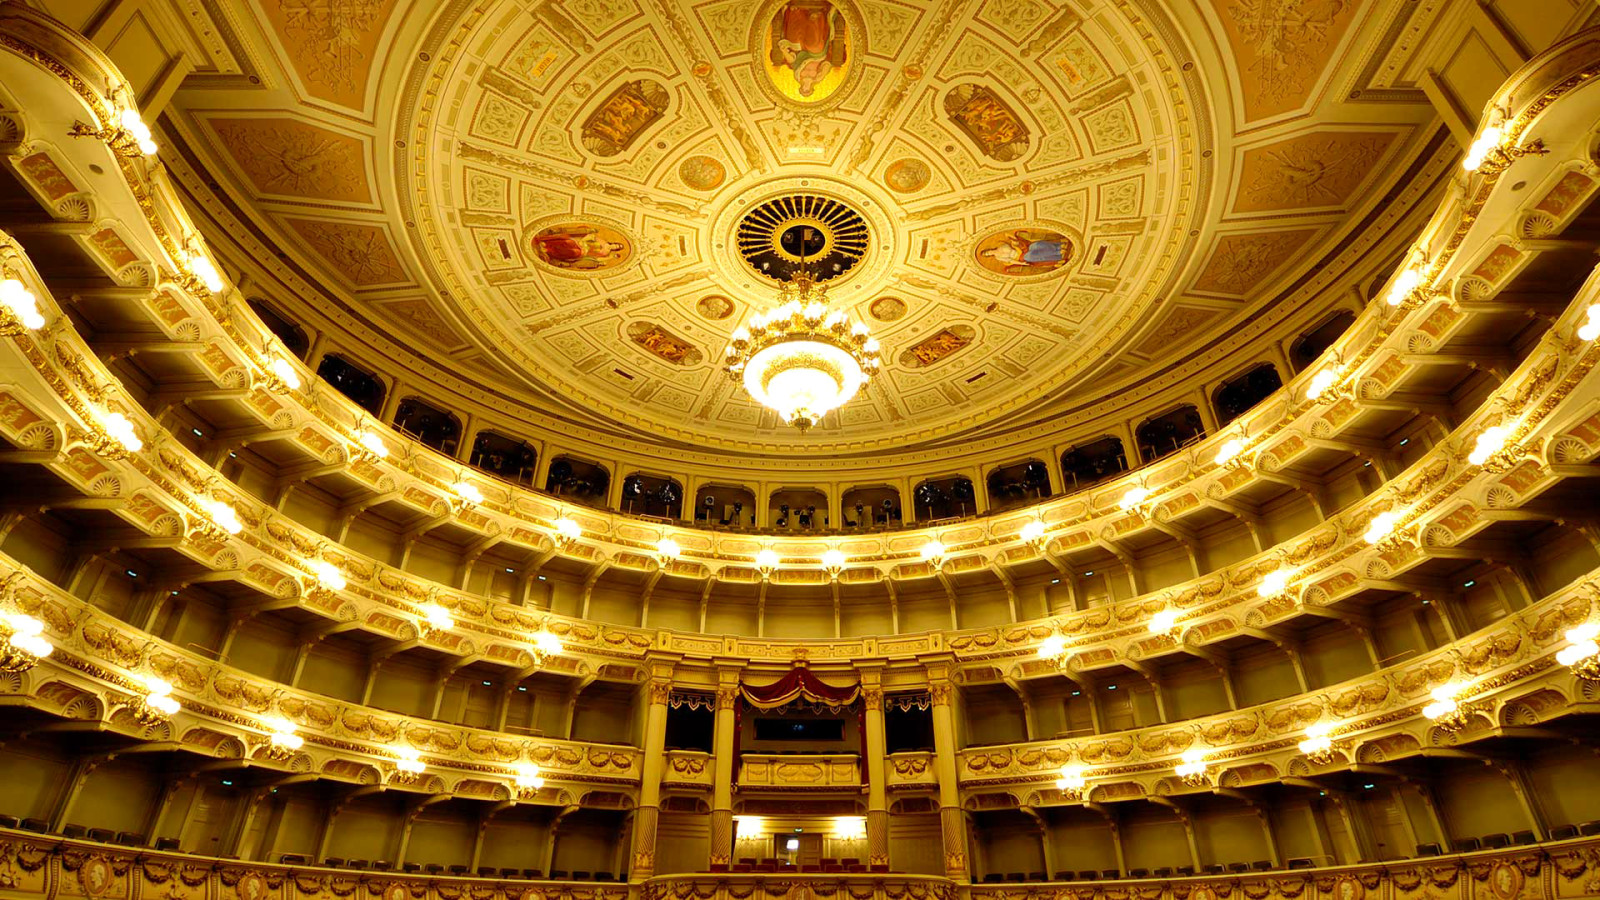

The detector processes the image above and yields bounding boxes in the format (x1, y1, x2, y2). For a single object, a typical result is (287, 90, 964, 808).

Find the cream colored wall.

(657, 811, 712, 875)
(888, 813, 943, 875)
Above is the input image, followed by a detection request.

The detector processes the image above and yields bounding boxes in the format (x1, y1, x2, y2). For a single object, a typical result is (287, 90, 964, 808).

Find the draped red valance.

(740, 667, 860, 709)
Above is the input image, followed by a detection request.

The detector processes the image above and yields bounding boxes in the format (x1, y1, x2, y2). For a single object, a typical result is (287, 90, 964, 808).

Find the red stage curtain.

(740, 667, 860, 709)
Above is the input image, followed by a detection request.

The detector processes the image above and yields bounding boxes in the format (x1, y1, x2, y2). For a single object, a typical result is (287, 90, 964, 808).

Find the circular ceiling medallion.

(883, 158, 930, 193)
(697, 295, 735, 319)
(736, 193, 869, 284)
(679, 155, 726, 191)
(870, 296, 906, 321)
(526, 221, 633, 274)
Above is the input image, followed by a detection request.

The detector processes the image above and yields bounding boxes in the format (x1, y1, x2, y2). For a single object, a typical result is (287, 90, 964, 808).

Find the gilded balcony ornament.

(0, 612, 51, 673)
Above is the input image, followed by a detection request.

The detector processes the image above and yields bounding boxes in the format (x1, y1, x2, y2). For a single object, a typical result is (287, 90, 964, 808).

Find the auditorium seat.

(1480, 833, 1510, 849)
(1451, 838, 1480, 853)
(1550, 825, 1578, 840)
(1153, 868, 1172, 878)
(1511, 831, 1536, 845)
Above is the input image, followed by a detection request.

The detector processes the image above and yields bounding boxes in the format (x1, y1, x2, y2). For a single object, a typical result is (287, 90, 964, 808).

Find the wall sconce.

(198, 495, 244, 538)
(1148, 607, 1181, 636)
(308, 558, 347, 592)
(1467, 423, 1517, 470)
(0, 278, 45, 333)
(267, 355, 302, 391)
(1298, 722, 1337, 765)
(1577, 304, 1600, 342)
(1257, 568, 1292, 600)
(513, 763, 544, 797)
(393, 747, 426, 779)
(1037, 634, 1070, 668)
(1384, 263, 1428, 308)
(551, 516, 581, 549)
(263, 715, 304, 759)
(0, 613, 51, 672)
(656, 537, 682, 566)
(919, 539, 946, 571)
(354, 428, 389, 461)
(91, 408, 143, 458)
(1176, 749, 1208, 786)
(1461, 114, 1546, 174)
(135, 675, 180, 724)
(70, 104, 158, 156)
(821, 548, 846, 581)
(756, 548, 780, 579)
(453, 478, 485, 507)
(1422, 681, 1471, 730)
(1020, 519, 1048, 549)
(1055, 765, 1088, 800)
(1214, 437, 1248, 469)
(1556, 622, 1600, 682)
(1118, 486, 1152, 516)
(529, 630, 563, 665)
(1363, 509, 1403, 546)
(419, 602, 454, 634)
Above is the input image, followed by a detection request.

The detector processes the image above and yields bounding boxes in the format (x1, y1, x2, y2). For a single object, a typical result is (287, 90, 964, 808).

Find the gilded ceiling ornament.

(678, 155, 727, 191)
(286, 220, 406, 287)
(883, 158, 932, 193)
(869, 297, 906, 322)
(211, 120, 366, 202)
(1225, 0, 1355, 116)
(697, 295, 734, 320)
(899, 326, 976, 368)
(267, 0, 393, 100)
(1192, 230, 1315, 296)
(627, 321, 703, 366)
(579, 80, 669, 158)
(944, 84, 1031, 162)
(1237, 133, 1392, 212)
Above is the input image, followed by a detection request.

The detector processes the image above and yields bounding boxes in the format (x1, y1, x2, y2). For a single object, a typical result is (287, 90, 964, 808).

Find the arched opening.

(914, 476, 977, 521)
(769, 487, 828, 531)
(841, 485, 902, 529)
(1213, 363, 1283, 426)
(545, 456, 610, 507)
(1135, 405, 1205, 463)
(1290, 310, 1357, 372)
(315, 354, 385, 415)
(1060, 437, 1129, 491)
(468, 430, 538, 485)
(247, 298, 309, 359)
(393, 397, 462, 455)
(694, 484, 756, 528)
(986, 459, 1051, 511)
(621, 473, 683, 519)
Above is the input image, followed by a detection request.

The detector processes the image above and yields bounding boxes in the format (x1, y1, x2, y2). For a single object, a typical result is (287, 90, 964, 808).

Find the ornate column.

(709, 670, 742, 868)
(861, 670, 889, 868)
(929, 671, 969, 881)
(631, 662, 675, 881)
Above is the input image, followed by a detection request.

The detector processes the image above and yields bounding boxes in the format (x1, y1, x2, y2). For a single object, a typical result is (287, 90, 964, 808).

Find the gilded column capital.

(861, 686, 884, 707)
(647, 677, 674, 706)
(716, 685, 740, 710)
(930, 681, 953, 707)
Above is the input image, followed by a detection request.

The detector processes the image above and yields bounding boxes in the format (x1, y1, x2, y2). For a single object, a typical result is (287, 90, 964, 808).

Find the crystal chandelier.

(724, 247, 881, 431)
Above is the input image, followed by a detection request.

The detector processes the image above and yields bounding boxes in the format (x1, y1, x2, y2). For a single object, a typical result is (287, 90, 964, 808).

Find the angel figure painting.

(975, 228, 1074, 276)
(764, 0, 851, 104)
(529, 223, 631, 272)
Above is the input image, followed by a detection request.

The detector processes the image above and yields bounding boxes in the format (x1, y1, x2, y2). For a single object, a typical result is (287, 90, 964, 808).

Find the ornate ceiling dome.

(169, 0, 1440, 458)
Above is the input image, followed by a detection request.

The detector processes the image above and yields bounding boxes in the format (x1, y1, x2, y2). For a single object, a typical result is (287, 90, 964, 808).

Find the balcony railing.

(738, 753, 860, 789)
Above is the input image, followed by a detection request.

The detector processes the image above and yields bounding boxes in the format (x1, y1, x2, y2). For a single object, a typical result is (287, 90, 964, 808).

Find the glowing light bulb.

(532, 631, 563, 657)
(395, 747, 425, 774)
(821, 548, 846, 571)
(1364, 510, 1400, 544)
(421, 603, 454, 631)
(1119, 487, 1151, 511)
(1215, 438, 1245, 467)
(357, 429, 388, 459)
(1056, 765, 1086, 792)
(201, 498, 243, 535)
(1149, 608, 1179, 634)
(1020, 520, 1047, 544)
(454, 480, 484, 505)
(1556, 622, 1600, 667)
(657, 537, 682, 559)
(1462, 125, 1504, 171)
(1298, 722, 1334, 757)
(1468, 425, 1509, 466)
(1307, 369, 1338, 401)
(1258, 569, 1289, 599)
(1386, 266, 1424, 306)
(186, 251, 225, 293)
(1037, 635, 1067, 659)
(1176, 749, 1206, 778)
(1578, 305, 1600, 342)
(553, 516, 581, 542)
(756, 548, 780, 570)
(0, 278, 45, 329)
(310, 559, 346, 591)
(102, 411, 143, 453)
(514, 763, 544, 790)
(919, 540, 945, 561)
(269, 357, 302, 390)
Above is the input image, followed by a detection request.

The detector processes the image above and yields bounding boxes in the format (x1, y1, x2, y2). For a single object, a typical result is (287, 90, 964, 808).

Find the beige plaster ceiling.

(166, 0, 1438, 455)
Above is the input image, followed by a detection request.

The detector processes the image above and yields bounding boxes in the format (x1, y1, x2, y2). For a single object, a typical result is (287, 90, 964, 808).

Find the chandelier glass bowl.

(725, 271, 881, 431)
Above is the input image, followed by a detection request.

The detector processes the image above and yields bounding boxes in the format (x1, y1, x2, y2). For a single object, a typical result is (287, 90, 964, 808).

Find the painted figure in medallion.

(529, 224, 630, 271)
(765, 1, 850, 102)
(975, 228, 1073, 275)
